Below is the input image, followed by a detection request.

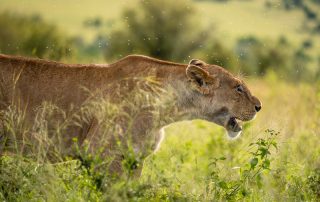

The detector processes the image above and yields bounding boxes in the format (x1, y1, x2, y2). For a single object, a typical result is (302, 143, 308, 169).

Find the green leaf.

(259, 147, 269, 158)
(250, 158, 258, 169)
(271, 142, 278, 150)
(262, 159, 270, 169)
(218, 181, 228, 189)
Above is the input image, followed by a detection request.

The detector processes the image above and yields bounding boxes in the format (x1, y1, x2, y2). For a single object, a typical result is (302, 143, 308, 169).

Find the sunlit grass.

(1, 74, 318, 201)
(141, 74, 320, 200)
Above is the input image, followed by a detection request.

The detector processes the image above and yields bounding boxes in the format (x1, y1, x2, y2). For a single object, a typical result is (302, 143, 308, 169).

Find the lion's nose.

(255, 105, 261, 112)
(252, 96, 262, 112)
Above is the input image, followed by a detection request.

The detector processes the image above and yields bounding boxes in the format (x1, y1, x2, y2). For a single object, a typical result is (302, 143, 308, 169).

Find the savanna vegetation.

(0, 0, 319, 201)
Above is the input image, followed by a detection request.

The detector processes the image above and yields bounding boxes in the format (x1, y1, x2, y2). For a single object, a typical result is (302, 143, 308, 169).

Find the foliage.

(0, 12, 73, 60)
(234, 36, 316, 81)
(307, 168, 320, 197)
(276, 0, 320, 33)
(104, 0, 210, 61)
(0, 156, 101, 201)
(205, 129, 278, 200)
(198, 39, 238, 72)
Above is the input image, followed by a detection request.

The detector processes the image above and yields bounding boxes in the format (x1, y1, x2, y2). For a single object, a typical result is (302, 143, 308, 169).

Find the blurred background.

(0, 0, 320, 200)
(1, 0, 320, 82)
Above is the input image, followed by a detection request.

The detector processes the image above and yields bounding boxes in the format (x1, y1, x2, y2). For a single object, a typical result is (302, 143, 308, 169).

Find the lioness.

(0, 54, 261, 175)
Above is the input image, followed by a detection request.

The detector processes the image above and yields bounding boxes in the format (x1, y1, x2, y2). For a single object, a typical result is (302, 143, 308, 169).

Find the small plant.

(307, 168, 320, 197)
(206, 129, 279, 200)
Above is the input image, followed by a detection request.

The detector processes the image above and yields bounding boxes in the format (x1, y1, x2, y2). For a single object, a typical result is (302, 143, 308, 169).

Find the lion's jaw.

(175, 91, 252, 139)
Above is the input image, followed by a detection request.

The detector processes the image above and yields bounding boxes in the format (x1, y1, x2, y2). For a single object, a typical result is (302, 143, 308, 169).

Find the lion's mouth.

(226, 117, 242, 138)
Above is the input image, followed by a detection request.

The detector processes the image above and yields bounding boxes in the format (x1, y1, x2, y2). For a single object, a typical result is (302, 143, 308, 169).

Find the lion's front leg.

(153, 126, 167, 153)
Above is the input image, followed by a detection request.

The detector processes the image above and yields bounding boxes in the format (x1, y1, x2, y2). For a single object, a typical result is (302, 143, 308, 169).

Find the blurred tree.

(301, 4, 317, 20)
(291, 48, 312, 80)
(234, 36, 315, 81)
(282, 0, 303, 10)
(83, 17, 103, 29)
(235, 37, 291, 76)
(279, 0, 320, 33)
(314, 22, 320, 34)
(302, 39, 313, 49)
(201, 41, 237, 72)
(316, 56, 320, 80)
(104, 0, 210, 62)
(0, 12, 73, 60)
(194, 0, 230, 2)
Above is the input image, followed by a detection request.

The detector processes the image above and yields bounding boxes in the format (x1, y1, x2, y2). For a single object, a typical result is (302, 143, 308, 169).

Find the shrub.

(205, 129, 279, 201)
(104, 0, 210, 62)
(307, 168, 320, 197)
(234, 36, 316, 81)
(200, 40, 238, 73)
(0, 12, 73, 60)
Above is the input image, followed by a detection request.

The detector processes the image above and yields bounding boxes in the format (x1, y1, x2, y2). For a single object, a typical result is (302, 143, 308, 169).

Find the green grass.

(141, 75, 320, 200)
(0, 75, 319, 201)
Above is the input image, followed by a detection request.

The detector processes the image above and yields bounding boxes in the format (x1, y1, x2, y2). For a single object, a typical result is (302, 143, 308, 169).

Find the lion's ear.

(186, 64, 211, 95)
(186, 59, 219, 95)
(189, 59, 206, 67)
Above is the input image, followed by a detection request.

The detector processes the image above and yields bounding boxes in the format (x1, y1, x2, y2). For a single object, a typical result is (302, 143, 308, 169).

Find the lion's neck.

(114, 56, 194, 120)
(102, 55, 188, 82)
(106, 55, 193, 119)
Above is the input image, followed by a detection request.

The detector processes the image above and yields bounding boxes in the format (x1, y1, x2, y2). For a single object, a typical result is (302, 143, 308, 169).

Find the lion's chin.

(227, 129, 242, 139)
(226, 117, 242, 139)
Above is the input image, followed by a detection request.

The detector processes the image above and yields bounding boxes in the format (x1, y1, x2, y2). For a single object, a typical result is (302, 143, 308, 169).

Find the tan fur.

(0, 54, 261, 175)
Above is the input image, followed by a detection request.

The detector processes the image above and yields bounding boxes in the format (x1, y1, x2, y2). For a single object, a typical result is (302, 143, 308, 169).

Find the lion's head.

(181, 59, 261, 138)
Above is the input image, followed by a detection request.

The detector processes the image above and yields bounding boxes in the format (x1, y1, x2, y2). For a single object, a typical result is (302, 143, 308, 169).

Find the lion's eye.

(236, 85, 244, 93)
